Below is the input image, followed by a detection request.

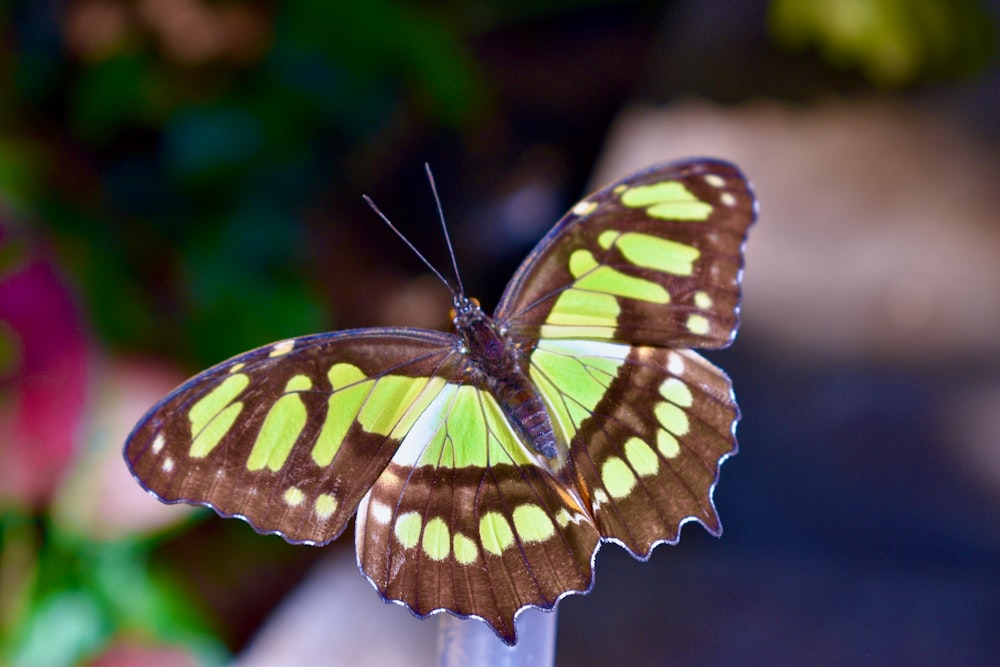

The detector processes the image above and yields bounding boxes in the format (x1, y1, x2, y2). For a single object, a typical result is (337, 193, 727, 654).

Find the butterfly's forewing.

(496, 158, 754, 555)
(125, 329, 464, 545)
(497, 159, 754, 349)
(355, 384, 600, 643)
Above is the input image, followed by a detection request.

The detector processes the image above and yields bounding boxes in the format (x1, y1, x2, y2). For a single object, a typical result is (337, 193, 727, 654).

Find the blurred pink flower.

(54, 356, 194, 538)
(84, 639, 199, 667)
(0, 253, 90, 507)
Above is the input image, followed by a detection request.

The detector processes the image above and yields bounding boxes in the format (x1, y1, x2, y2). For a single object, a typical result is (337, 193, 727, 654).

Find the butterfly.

(124, 158, 756, 645)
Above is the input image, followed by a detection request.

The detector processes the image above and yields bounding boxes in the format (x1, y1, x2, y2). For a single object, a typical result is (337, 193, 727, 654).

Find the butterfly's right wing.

(124, 329, 464, 545)
(126, 325, 604, 644)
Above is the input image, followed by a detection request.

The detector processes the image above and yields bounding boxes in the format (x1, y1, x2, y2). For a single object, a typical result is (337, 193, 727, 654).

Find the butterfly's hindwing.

(125, 330, 465, 544)
(526, 339, 737, 553)
(355, 384, 600, 644)
(497, 159, 754, 349)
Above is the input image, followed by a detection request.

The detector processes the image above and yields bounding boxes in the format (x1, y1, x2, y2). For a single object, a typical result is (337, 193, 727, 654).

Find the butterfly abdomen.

(490, 372, 559, 461)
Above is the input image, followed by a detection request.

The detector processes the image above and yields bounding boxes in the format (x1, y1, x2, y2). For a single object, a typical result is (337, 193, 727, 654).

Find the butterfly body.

(125, 159, 756, 644)
(452, 294, 564, 467)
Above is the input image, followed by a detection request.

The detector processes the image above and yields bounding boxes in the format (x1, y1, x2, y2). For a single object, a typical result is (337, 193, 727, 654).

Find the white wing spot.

(591, 488, 610, 512)
(269, 339, 295, 357)
(369, 500, 392, 525)
(162, 457, 174, 472)
(572, 200, 598, 216)
(703, 174, 725, 188)
(720, 192, 737, 207)
(556, 508, 591, 527)
(667, 352, 686, 376)
(151, 433, 165, 455)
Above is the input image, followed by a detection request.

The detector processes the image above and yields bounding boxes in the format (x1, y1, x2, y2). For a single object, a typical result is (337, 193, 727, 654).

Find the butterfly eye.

(470, 297, 481, 307)
(449, 307, 457, 320)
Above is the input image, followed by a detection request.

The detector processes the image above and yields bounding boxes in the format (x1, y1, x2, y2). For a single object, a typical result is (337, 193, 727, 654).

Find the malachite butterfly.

(124, 158, 756, 645)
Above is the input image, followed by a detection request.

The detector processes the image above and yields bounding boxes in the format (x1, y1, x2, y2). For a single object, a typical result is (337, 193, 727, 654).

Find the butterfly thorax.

(452, 295, 568, 472)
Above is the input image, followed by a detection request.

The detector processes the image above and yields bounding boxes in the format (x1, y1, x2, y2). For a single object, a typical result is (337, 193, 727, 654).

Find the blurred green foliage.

(3, 0, 488, 367)
(2, 512, 225, 666)
(769, 0, 996, 85)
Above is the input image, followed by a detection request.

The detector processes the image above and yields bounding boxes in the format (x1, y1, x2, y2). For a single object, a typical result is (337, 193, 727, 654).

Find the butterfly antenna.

(362, 194, 455, 294)
(424, 163, 465, 297)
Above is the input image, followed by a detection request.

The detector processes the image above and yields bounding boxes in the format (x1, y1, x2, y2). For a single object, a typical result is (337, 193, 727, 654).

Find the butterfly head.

(449, 294, 483, 328)
(451, 295, 509, 362)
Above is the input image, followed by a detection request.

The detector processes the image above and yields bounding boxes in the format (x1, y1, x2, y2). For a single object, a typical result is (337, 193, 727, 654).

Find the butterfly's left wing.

(527, 338, 738, 556)
(495, 158, 755, 556)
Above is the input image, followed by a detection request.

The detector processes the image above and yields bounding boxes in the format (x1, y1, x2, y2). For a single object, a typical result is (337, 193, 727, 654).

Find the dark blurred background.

(1, 1, 999, 665)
